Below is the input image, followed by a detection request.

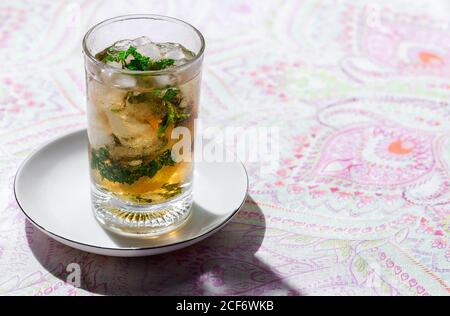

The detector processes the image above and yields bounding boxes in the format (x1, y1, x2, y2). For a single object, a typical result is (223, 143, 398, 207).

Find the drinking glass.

(82, 15, 204, 236)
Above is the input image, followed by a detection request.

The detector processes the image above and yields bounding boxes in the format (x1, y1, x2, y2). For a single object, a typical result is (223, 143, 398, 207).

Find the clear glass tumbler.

(82, 15, 204, 237)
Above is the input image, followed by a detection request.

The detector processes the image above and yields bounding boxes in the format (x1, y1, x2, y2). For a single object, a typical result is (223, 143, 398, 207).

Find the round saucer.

(14, 129, 248, 257)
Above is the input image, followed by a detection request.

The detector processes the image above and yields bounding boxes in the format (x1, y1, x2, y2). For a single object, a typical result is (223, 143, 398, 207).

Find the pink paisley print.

(0, 0, 449, 296)
(315, 124, 436, 186)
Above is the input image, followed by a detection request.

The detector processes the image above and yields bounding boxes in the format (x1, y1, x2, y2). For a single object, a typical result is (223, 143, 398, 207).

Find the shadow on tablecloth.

(25, 195, 300, 295)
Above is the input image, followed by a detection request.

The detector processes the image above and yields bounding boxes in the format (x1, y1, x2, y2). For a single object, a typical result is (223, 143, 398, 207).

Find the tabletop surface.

(1, 0, 449, 296)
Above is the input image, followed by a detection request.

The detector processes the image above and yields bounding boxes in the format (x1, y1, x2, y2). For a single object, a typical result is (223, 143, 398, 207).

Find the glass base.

(91, 185, 193, 237)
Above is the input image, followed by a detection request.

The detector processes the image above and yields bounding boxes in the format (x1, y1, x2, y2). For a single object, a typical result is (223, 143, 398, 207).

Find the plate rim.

(14, 128, 249, 252)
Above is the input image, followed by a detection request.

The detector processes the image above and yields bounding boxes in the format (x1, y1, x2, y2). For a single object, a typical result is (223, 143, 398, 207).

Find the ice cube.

(102, 39, 195, 70)
(100, 68, 137, 87)
(102, 39, 133, 69)
(156, 43, 180, 55)
(88, 79, 127, 112)
(132, 36, 152, 46)
(173, 58, 190, 66)
(161, 44, 188, 60)
(105, 109, 161, 150)
(105, 60, 122, 68)
(110, 73, 137, 88)
(112, 39, 132, 51)
(151, 74, 175, 86)
(136, 42, 162, 60)
(88, 124, 114, 148)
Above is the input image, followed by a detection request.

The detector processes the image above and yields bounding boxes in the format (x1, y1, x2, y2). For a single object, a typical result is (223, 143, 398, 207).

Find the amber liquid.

(86, 72, 200, 205)
(90, 151, 193, 204)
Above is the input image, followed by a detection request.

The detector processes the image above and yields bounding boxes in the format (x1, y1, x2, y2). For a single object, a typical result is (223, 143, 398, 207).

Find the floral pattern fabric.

(0, 0, 449, 295)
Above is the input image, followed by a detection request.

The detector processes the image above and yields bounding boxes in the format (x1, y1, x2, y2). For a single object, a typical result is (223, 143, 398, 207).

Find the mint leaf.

(156, 87, 190, 138)
(102, 45, 175, 71)
(163, 88, 179, 102)
(157, 103, 176, 138)
(150, 58, 175, 70)
(91, 148, 175, 184)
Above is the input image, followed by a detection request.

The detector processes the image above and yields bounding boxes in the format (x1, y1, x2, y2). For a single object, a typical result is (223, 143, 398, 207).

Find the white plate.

(14, 129, 248, 257)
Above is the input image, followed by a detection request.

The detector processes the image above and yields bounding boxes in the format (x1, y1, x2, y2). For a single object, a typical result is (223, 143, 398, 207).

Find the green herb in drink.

(156, 87, 190, 137)
(102, 45, 175, 71)
(91, 147, 175, 185)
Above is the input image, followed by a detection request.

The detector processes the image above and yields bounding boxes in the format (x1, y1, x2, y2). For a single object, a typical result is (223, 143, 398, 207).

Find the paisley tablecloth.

(1, 0, 449, 296)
